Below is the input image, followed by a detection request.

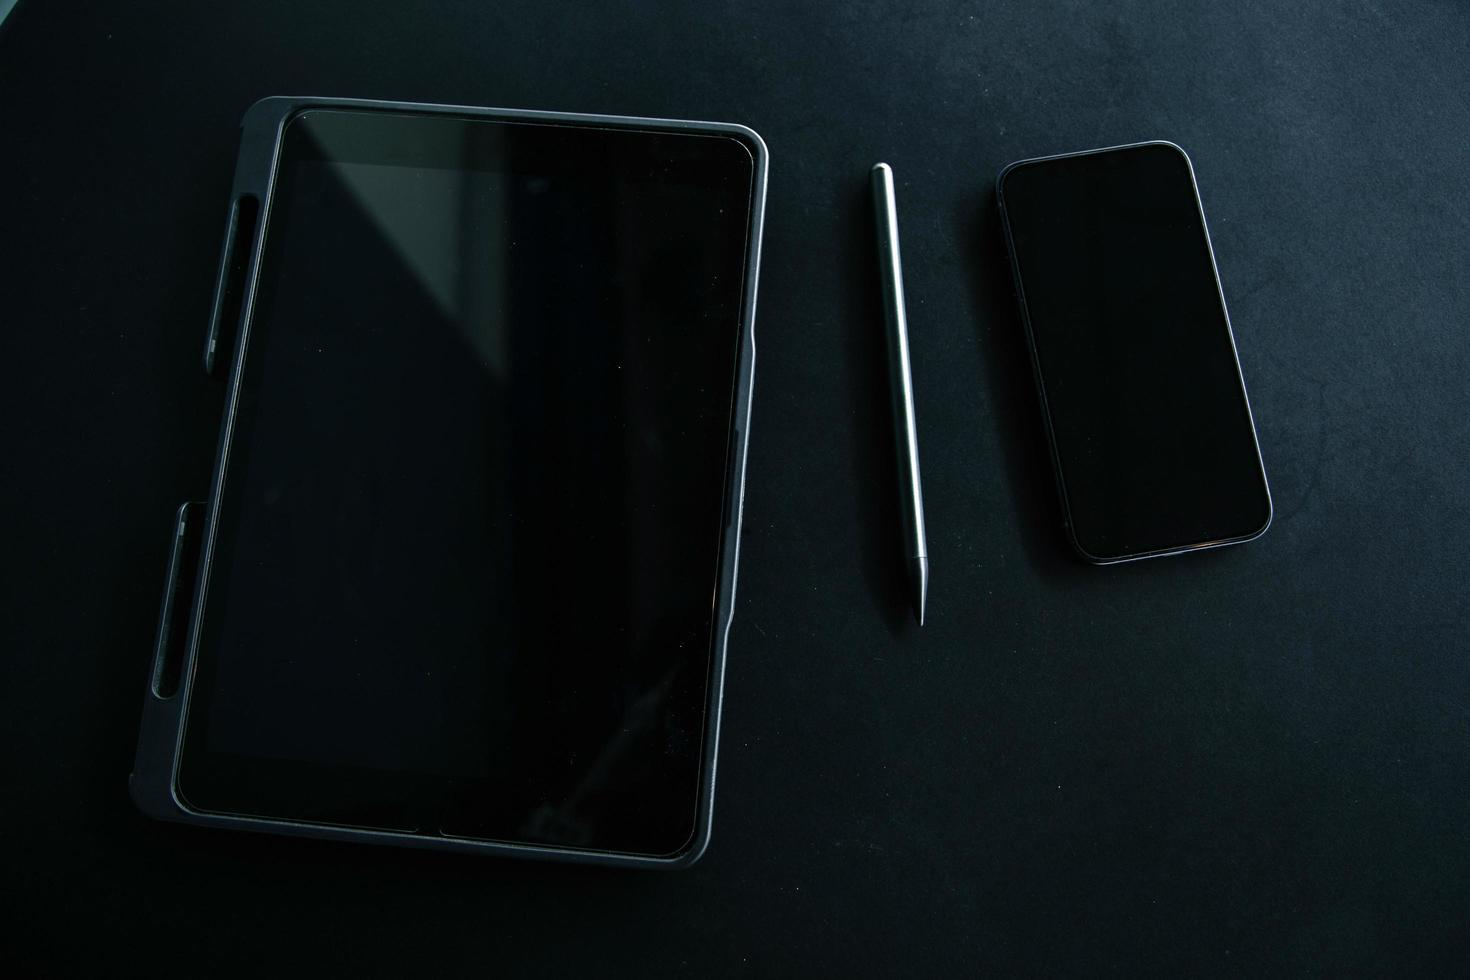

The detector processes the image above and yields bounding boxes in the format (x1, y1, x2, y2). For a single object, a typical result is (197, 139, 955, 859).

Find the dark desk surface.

(3, 0, 1467, 972)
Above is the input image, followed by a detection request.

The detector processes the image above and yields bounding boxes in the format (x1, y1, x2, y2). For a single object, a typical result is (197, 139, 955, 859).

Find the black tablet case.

(129, 97, 768, 868)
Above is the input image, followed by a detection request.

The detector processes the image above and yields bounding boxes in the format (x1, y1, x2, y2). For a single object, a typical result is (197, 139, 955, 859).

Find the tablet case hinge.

(149, 501, 204, 698)
(203, 195, 259, 376)
(130, 501, 205, 818)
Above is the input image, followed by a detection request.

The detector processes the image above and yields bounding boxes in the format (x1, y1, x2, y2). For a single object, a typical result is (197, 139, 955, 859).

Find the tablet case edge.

(129, 96, 769, 869)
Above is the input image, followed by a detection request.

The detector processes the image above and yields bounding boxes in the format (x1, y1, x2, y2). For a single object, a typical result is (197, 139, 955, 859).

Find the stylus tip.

(910, 555, 928, 627)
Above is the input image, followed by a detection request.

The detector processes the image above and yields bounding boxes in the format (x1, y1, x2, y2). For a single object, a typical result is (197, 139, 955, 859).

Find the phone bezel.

(996, 140, 1272, 565)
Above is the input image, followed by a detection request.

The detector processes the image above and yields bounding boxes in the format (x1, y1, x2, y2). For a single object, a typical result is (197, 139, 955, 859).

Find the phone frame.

(995, 140, 1272, 565)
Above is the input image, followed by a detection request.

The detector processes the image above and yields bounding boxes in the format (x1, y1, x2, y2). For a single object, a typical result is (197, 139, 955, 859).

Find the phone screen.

(998, 142, 1270, 562)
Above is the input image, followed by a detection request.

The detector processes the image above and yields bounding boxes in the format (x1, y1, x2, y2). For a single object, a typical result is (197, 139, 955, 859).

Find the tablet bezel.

(129, 97, 768, 868)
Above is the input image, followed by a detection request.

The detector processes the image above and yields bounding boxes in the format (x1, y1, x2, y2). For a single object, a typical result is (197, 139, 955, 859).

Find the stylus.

(870, 163, 929, 626)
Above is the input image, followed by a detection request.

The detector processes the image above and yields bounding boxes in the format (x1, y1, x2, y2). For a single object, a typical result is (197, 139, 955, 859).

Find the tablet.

(131, 98, 767, 867)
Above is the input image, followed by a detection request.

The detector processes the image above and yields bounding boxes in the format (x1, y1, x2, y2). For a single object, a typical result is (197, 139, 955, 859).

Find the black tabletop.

(3, 1, 1467, 972)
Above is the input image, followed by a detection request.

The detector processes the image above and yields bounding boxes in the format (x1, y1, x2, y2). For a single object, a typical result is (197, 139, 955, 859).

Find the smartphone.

(996, 141, 1271, 564)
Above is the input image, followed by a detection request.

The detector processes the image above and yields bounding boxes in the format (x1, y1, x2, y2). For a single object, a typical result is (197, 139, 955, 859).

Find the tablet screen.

(178, 109, 755, 856)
